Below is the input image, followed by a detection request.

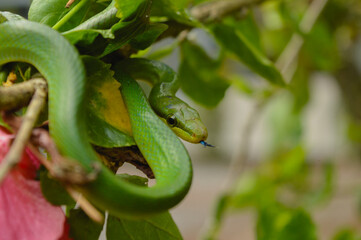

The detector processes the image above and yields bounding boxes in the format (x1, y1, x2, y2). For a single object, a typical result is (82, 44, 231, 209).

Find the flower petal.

(0, 126, 69, 240)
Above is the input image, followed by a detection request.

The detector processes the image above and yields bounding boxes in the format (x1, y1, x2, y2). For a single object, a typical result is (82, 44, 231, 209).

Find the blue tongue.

(200, 140, 215, 148)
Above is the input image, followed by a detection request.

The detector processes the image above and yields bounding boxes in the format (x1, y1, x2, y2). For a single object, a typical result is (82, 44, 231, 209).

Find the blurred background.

(2, 0, 361, 239)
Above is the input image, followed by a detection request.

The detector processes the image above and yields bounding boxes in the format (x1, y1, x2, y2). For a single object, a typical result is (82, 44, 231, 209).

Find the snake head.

(149, 96, 208, 144)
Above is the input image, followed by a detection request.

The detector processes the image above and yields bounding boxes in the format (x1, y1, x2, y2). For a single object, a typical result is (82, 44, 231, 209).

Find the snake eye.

(166, 115, 177, 127)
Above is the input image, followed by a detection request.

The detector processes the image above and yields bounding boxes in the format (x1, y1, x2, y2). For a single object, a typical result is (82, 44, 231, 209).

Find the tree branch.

(156, 0, 266, 42)
(66, 187, 104, 223)
(276, 0, 329, 82)
(191, 0, 265, 22)
(0, 81, 47, 184)
(94, 145, 153, 178)
(0, 78, 47, 111)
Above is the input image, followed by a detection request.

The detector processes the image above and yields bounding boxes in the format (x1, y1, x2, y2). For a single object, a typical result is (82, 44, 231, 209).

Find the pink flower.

(0, 126, 70, 240)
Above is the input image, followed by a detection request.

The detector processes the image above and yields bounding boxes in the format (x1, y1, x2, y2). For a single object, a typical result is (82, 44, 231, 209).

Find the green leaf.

(257, 206, 317, 240)
(228, 75, 255, 96)
(101, 0, 151, 56)
(289, 65, 310, 112)
(63, 28, 115, 46)
(192, 0, 209, 5)
(117, 174, 149, 186)
(0, 65, 14, 127)
(87, 111, 135, 148)
(81, 0, 111, 24)
(83, 56, 135, 148)
(302, 162, 334, 207)
(14, 63, 34, 82)
(28, 0, 94, 32)
(68, 209, 104, 240)
(333, 229, 361, 240)
(145, 42, 177, 60)
(40, 169, 75, 206)
(66, 2, 150, 57)
(151, 0, 196, 25)
(224, 13, 262, 52)
(277, 146, 306, 181)
(231, 173, 276, 209)
(303, 20, 340, 71)
(63, 21, 131, 56)
(28, 0, 69, 26)
(130, 23, 168, 50)
(202, 194, 230, 240)
(179, 40, 229, 107)
(276, 209, 317, 240)
(0, 115, 11, 131)
(210, 22, 285, 86)
(106, 212, 183, 240)
(266, 94, 302, 151)
(347, 120, 361, 143)
(114, 0, 146, 20)
(0, 66, 8, 85)
(101, 20, 148, 57)
(0, 11, 25, 23)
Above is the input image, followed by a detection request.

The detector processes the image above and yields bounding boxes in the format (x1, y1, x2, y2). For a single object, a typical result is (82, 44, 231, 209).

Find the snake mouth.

(159, 112, 208, 144)
(171, 124, 208, 144)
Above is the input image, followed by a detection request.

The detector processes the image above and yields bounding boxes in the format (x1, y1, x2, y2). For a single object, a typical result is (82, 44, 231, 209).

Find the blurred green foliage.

(179, 40, 229, 107)
(184, 0, 361, 238)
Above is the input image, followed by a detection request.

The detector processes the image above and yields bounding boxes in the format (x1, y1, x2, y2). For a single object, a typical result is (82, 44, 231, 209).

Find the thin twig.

(66, 0, 76, 8)
(191, 0, 265, 22)
(276, 0, 329, 82)
(30, 128, 100, 185)
(156, 0, 266, 41)
(66, 187, 105, 223)
(53, 0, 91, 30)
(27, 133, 104, 224)
(0, 83, 47, 184)
(0, 78, 47, 111)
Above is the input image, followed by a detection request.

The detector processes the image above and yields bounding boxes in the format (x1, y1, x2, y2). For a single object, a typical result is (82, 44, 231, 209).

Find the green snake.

(115, 58, 208, 144)
(0, 17, 209, 217)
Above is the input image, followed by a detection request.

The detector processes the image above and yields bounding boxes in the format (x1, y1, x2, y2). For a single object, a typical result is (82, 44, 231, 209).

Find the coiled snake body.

(0, 18, 207, 217)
